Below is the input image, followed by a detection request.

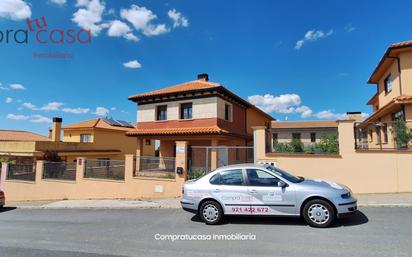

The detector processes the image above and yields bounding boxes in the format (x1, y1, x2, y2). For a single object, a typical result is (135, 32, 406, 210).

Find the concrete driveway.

(0, 207, 411, 257)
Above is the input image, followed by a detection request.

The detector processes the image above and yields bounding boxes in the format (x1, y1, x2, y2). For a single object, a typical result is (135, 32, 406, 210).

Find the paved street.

(0, 207, 411, 257)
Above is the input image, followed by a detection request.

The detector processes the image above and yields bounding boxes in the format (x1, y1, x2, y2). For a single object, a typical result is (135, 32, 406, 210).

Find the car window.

(219, 169, 244, 186)
(247, 169, 280, 187)
(209, 174, 221, 185)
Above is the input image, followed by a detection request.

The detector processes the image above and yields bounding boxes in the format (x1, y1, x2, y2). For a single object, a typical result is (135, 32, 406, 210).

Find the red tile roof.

(361, 95, 412, 123)
(0, 130, 51, 142)
(128, 80, 221, 100)
(63, 118, 134, 131)
(368, 40, 412, 83)
(271, 120, 338, 129)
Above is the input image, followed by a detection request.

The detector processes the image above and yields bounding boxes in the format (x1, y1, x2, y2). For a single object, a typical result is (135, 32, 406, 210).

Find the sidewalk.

(6, 193, 412, 209)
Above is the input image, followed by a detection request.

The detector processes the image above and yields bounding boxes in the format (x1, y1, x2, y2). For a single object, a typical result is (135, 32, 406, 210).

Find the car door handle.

(214, 189, 220, 193)
(250, 189, 258, 194)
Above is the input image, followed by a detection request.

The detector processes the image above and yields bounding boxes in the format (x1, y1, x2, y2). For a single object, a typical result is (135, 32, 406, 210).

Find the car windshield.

(265, 165, 303, 183)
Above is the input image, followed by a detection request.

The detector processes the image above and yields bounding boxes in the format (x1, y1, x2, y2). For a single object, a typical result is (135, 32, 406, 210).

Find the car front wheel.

(303, 199, 336, 228)
(199, 200, 223, 225)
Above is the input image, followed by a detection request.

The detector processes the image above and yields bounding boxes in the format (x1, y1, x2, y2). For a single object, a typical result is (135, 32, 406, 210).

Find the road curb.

(358, 203, 412, 208)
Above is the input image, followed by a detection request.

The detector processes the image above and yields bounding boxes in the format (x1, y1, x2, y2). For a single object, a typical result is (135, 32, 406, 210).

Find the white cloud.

(22, 102, 37, 110)
(168, 9, 189, 28)
(62, 107, 90, 114)
(22, 102, 63, 111)
(295, 105, 313, 118)
(344, 23, 356, 32)
(0, 0, 31, 20)
(120, 5, 169, 37)
(142, 24, 169, 36)
(314, 110, 349, 120)
(41, 102, 63, 111)
(30, 115, 52, 123)
(72, 0, 106, 36)
(248, 94, 302, 114)
(295, 29, 334, 49)
(50, 0, 66, 5)
(9, 83, 26, 90)
(7, 114, 29, 120)
(123, 60, 142, 69)
(5, 97, 13, 103)
(314, 110, 368, 120)
(93, 107, 109, 116)
(248, 93, 369, 120)
(107, 20, 139, 42)
(110, 107, 116, 111)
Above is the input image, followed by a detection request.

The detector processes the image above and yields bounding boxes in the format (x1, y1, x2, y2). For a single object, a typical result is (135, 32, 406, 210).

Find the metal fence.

(6, 163, 36, 181)
(188, 146, 254, 176)
(135, 156, 176, 179)
(354, 120, 412, 151)
(43, 161, 76, 181)
(84, 159, 125, 180)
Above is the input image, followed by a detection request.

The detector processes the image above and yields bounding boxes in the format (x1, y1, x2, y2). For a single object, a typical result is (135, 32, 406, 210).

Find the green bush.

(273, 140, 294, 153)
(290, 138, 304, 152)
(316, 135, 339, 154)
(188, 168, 206, 180)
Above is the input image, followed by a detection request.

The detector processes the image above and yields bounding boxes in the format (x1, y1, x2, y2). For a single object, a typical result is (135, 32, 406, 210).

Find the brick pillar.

(125, 154, 135, 180)
(35, 160, 44, 182)
(135, 138, 143, 172)
(76, 157, 86, 181)
(0, 163, 8, 191)
(175, 141, 188, 181)
(253, 126, 267, 163)
(210, 139, 218, 171)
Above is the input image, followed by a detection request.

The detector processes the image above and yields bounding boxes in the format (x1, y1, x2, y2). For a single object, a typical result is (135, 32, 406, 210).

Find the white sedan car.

(181, 164, 357, 228)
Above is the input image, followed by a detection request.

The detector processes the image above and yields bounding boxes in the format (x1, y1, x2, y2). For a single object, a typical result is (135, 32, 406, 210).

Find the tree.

(392, 118, 412, 149)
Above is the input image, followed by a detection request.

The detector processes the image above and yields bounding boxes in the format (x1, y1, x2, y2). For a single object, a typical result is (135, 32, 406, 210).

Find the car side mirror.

(277, 181, 287, 188)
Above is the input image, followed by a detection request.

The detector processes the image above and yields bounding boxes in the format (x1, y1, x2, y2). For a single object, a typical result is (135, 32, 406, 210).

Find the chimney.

(51, 117, 62, 142)
(346, 112, 363, 121)
(197, 73, 209, 81)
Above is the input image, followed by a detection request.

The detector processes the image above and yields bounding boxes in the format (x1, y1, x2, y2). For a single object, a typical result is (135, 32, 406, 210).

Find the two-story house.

(358, 40, 412, 149)
(126, 74, 273, 170)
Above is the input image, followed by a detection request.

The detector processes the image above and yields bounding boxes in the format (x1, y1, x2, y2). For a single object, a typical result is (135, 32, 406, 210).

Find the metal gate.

(188, 146, 254, 177)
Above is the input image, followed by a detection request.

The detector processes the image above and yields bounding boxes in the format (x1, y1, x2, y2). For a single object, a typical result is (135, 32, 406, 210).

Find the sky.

(1, 0, 412, 135)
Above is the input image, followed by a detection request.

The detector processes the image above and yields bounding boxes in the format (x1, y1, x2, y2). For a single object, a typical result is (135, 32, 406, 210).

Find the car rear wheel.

(303, 199, 336, 228)
(199, 201, 223, 225)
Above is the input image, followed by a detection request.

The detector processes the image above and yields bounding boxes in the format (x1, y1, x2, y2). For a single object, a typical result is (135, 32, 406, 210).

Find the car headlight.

(341, 192, 351, 199)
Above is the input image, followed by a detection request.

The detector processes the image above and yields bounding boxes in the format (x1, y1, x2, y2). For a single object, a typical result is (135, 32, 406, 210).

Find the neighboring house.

(357, 40, 412, 150)
(63, 118, 155, 159)
(126, 74, 273, 170)
(0, 129, 52, 164)
(271, 120, 338, 148)
(0, 118, 150, 163)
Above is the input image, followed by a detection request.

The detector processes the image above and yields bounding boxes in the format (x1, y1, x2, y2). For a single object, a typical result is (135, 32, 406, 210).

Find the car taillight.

(182, 187, 184, 194)
(0, 191, 4, 197)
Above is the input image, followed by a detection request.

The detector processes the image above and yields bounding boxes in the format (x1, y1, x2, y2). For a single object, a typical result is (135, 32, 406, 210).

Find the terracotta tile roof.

(271, 120, 338, 129)
(128, 80, 221, 100)
(63, 118, 135, 131)
(361, 95, 412, 123)
(367, 93, 379, 105)
(390, 40, 412, 48)
(0, 130, 51, 142)
(126, 126, 228, 136)
(368, 40, 412, 83)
